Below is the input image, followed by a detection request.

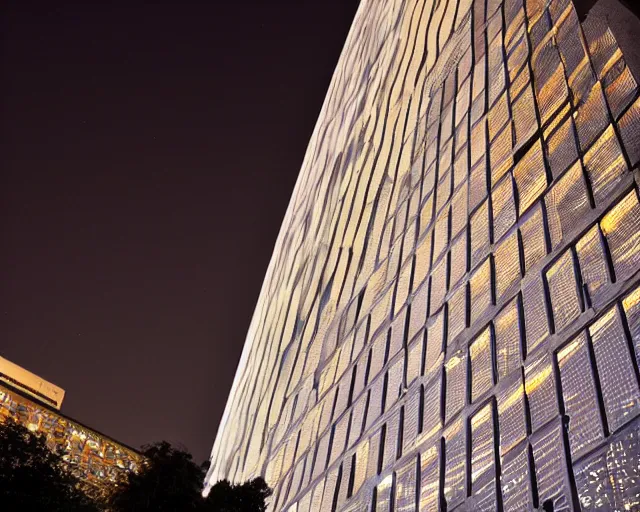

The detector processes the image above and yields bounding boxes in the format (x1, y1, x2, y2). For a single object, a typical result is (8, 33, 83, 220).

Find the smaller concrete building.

(0, 356, 143, 498)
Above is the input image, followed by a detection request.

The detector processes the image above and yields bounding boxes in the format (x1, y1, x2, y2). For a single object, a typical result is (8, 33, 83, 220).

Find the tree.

(109, 441, 272, 512)
(206, 477, 272, 512)
(0, 417, 99, 511)
(110, 441, 204, 511)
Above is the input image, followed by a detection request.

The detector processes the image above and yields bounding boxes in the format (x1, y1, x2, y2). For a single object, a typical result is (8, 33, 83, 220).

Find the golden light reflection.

(525, 363, 553, 395)
(623, 285, 640, 318)
(206, 0, 640, 507)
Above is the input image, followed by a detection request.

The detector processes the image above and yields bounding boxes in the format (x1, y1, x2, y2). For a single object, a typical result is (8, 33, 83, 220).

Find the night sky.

(0, 1, 359, 462)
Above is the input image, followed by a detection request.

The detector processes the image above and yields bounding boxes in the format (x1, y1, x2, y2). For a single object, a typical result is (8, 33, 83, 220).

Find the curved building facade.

(207, 0, 640, 510)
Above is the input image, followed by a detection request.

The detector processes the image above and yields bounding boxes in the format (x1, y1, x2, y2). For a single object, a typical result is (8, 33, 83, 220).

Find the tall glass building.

(206, 0, 640, 509)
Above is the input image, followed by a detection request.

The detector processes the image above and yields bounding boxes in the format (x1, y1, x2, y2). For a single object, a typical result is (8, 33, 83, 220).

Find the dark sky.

(0, 1, 359, 462)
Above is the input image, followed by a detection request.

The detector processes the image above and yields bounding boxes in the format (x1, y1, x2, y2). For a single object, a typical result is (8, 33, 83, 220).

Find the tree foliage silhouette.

(0, 417, 99, 511)
(0, 423, 270, 511)
(206, 477, 272, 512)
(110, 441, 272, 512)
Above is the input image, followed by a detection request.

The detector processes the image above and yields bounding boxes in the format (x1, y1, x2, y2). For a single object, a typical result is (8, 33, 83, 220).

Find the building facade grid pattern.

(207, 0, 640, 509)
(0, 385, 142, 498)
